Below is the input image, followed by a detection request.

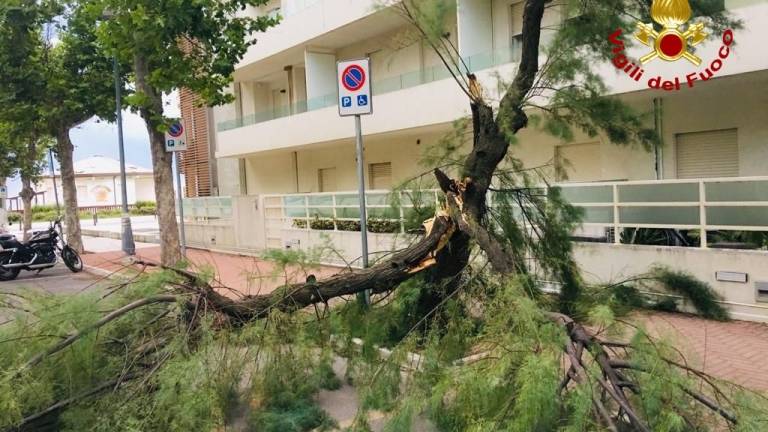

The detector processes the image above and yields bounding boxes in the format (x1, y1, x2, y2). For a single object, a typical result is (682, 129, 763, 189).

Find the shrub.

(7, 212, 21, 223)
(367, 218, 400, 234)
(336, 220, 361, 232)
(130, 203, 156, 216)
(292, 219, 307, 229)
(309, 218, 334, 231)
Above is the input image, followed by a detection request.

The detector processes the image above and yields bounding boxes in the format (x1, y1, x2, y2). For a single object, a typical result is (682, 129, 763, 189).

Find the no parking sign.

(164, 120, 188, 152)
(337, 58, 372, 117)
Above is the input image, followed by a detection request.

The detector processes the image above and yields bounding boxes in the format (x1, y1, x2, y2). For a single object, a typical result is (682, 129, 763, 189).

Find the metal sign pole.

(354, 114, 370, 305)
(48, 149, 60, 215)
(175, 152, 187, 257)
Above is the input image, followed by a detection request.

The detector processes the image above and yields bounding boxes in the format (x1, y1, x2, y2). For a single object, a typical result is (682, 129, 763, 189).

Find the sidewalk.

(82, 244, 340, 297)
(82, 242, 768, 393)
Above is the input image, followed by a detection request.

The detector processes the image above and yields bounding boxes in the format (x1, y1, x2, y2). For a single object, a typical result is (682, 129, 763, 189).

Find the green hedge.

(7, 202, 157, 223)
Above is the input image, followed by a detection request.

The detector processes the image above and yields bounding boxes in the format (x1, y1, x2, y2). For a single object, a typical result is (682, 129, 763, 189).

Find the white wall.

(244, 152, 297, 194)
(134, 177, 156, 202)
(458, 0, 494, 57)
(239, 0, 381, 68)
(36, 175, 155, 207)
(305, 50, 337, 104)
(657, 72, 768, 179)
(575, 243, 768, 322)
(239, 128, 443, 195)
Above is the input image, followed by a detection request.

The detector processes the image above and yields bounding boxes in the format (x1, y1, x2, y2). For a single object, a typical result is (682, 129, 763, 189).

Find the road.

(0, 264, 100, 295)
(0, 235, 147, 296)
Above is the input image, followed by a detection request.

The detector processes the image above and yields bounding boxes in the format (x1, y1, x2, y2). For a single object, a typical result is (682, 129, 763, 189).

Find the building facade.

(36, 156, 156, 208)
(182, 0, 768, 321)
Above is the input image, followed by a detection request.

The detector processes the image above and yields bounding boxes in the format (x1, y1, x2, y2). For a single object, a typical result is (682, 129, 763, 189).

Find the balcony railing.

(263, 189, 440, 234)
(217, 45, 522, 132)
(558, 176, 768, 248)
(182, 177, 768, 250)
(182, 196, 233, 220)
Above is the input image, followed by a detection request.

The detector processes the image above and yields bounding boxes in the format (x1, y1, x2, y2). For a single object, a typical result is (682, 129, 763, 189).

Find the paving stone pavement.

(636, 311, 768, 391)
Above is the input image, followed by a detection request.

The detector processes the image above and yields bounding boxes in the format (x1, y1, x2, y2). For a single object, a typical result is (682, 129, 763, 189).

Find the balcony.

(219, 46, 520, 133)
(215, 47, 520, 158)
(238, 0, 383, 70)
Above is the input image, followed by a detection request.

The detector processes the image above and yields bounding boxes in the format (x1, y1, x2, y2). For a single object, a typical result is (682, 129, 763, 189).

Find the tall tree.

(0, 0, 56, 239)
(88, 0, 279, 265)
(42, 2, 119, 253)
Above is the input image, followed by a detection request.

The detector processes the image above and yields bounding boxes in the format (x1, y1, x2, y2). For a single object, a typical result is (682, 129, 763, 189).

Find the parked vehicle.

(0, 216, 83, 281)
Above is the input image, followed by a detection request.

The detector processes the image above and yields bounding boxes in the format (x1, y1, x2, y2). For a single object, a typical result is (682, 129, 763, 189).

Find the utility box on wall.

(756, 281, 768, 303)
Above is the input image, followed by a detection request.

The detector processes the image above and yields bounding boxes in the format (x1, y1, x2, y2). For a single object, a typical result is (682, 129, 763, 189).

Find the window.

(676, 129, 738, 179)
(510, 2, 524, 51)
(318, 167, 337, 192)
(369, 162, 392, 190)
(555, 142, 602, 182)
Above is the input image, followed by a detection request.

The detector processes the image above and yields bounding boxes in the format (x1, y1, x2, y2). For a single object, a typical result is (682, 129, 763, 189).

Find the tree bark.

(55, 127, 83, 253)
(133, 52, 181, 266)
(170, 214, 456, 324)
(19, 176, 34, 242)
(0, 178, 8, 230)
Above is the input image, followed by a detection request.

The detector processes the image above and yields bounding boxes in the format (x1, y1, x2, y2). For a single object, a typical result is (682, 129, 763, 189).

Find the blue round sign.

(169, 122, 184, 138)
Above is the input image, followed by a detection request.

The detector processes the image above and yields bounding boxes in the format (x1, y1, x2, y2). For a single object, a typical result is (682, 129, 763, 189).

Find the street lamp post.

(113, 57, 135, 256)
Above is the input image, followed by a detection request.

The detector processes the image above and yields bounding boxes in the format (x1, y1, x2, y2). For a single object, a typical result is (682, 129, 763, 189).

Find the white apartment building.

(184, 0, 768, 321)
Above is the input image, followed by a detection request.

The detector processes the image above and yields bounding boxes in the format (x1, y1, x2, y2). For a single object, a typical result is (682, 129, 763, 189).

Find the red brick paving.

(82, 246, 340, 298)
(636, 311, 768, 391)
(84, 248, 768, 392)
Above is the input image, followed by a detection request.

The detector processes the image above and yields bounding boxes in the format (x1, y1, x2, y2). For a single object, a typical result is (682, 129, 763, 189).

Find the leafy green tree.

(0, 0, 56, 239)
(42, 2, 120, 253)
(86, 0, 279, 265)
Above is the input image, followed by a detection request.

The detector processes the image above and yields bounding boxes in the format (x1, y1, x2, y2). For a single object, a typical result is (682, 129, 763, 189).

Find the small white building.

(37, 156, 156, 208)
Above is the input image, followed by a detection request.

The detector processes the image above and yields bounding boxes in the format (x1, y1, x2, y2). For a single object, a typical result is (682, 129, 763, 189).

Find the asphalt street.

(0, 263, 100, 295)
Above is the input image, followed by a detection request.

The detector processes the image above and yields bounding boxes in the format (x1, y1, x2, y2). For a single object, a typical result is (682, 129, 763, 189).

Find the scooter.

(0, 216, 83, 281)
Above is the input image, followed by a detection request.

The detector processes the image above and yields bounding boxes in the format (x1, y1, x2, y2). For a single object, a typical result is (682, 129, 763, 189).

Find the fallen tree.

(2, 1, 765, 431)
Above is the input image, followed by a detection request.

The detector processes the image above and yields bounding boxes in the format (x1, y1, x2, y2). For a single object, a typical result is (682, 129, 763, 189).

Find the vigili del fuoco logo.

(609, 0, 734, 91)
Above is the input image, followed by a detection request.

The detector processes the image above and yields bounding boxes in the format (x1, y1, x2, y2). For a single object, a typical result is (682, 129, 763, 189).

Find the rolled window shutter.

(369, 163, 392, 190)
(676, 129, 738, 179)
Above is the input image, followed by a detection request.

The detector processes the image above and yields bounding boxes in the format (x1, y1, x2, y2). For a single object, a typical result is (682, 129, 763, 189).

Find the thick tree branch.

(162, 215, 456, 323)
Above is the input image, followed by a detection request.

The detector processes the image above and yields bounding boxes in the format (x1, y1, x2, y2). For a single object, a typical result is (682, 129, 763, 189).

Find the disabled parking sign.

(337, 58, 372, 117)
(164, 120, 188, 152)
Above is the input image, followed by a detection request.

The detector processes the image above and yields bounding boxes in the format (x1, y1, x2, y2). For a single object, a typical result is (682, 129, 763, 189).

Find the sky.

(6, 92, 181, 197)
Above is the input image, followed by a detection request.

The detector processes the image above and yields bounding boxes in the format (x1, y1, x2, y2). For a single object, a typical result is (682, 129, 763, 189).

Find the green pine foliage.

(651, 266, 730, 321)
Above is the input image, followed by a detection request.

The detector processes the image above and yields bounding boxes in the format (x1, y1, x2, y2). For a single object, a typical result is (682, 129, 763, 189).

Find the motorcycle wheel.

(0, 255, 20, 281)
(62, 246, 83, 273)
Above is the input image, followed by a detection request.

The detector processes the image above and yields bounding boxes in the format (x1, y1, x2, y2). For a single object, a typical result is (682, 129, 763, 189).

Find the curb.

(81, 228, 160, 244)
(83, 264, 118, 279)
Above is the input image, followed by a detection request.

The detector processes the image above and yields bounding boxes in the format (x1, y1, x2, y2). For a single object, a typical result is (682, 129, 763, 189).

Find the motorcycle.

(0, 216, 83, 281)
